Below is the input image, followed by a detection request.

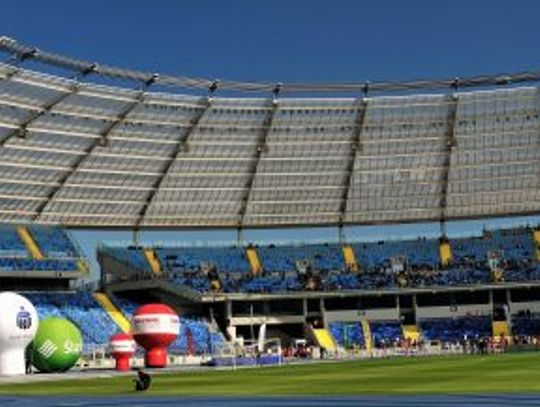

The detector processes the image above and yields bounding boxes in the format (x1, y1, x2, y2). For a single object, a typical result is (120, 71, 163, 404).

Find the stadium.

(1, 20, 540, 406)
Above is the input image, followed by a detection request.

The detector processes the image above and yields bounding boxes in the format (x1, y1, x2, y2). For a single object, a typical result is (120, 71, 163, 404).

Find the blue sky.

(2, 0, 540, 278)
(4, 0, 540, 85)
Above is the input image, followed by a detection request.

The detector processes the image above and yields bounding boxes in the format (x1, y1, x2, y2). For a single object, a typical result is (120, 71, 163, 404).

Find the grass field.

(1, 353, 540, 396)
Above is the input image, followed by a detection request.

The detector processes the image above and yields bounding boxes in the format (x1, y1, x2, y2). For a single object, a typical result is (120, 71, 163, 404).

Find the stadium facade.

(0, 37, 539, 357)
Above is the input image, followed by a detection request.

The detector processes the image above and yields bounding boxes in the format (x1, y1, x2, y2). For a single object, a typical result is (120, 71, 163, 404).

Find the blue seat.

(511, 316, 540, 336)
(420, 316, 491, 342)
(370, 321, 403, 346)
(352, 239, 440, 269)
(0, 225, 27, 257)
(329, 321, 365, 348)
(24, 292, 119, 349)
(29, 227, 78, 258)
(102, 247, 151, 273)
(258, 243, 344, 273)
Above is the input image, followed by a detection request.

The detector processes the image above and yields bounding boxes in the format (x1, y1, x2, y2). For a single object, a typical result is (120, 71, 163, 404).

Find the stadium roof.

(0, 36, 538, 229)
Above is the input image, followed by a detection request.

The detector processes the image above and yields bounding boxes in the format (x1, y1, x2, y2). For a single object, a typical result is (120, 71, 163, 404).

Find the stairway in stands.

(143, 248, 162, 276)
(246, 247, 263, 275)
(533, 230, 540, 261)
(17, 226, 44, 260)
(94, 292, 131, 334)
(312, 328, 337, 352)
(402, 324, 421, 342)
(342, 245, 359, 272)
(492, 320, 510, 337)
(361, 320, 373, 352)
(439, 241, 452, 266)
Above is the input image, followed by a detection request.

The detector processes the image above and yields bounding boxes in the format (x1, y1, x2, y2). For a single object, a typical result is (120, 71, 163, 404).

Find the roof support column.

(338, 97, 368, 238)
(439, 86, 459, 237)
(237, 85, 281, 229)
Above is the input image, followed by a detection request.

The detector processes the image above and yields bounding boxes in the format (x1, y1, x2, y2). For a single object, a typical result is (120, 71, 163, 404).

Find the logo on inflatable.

(37, 338, 82, 359)
(17, 306, 32, 329)
(16, 306, 32, 330)
(38, 339, 58, 358)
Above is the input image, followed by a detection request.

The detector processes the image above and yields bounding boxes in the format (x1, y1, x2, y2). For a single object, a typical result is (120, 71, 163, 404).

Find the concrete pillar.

(320, 297, 326, 327)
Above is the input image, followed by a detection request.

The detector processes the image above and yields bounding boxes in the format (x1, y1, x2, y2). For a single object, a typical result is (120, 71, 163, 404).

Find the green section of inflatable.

(29, 317, 83, 373)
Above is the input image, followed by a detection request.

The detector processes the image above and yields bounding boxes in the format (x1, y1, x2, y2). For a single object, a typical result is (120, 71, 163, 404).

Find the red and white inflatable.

(132, 304, 180, 368)
(109, 333, 136, 371)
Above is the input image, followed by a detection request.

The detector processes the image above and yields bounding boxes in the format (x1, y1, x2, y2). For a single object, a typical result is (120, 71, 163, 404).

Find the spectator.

(134, 370, 151, 391)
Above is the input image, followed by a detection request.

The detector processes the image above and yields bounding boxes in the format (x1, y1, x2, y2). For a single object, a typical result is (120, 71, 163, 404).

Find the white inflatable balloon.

(0, 292, 38, 375)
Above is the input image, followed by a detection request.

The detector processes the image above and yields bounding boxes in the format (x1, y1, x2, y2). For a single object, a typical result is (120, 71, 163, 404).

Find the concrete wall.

(230, 315, 305, 326)
(416, 304, 491, 319)
(509, 300, 540, 314)
(325, 308, 399, 322)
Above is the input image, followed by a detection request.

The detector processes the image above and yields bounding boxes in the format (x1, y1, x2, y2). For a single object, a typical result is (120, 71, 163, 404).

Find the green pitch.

(1, 353, 540, 396)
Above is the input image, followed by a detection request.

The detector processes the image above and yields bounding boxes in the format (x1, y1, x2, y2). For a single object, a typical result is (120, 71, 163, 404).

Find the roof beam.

(0, 65, 20, 82)
(439, 92, 459, 235)
(135, 96, 212, 227)
(0, 66, 96, 146)
(32, 75, 157, 221)
(237, 96, 279, 228)
(338, 98, 368, 227)
(3, 42, 37, 66)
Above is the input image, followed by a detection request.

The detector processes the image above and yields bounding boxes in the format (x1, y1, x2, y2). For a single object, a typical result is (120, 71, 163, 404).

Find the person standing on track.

(134, 369, 152, 391)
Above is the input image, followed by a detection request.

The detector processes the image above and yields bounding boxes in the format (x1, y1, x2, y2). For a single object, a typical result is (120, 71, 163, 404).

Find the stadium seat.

(28, 227, 78, 259)
(419, 316, 491, 343)
(370, 321, 403, 347)
(512, 316, 540, 336)
(99, 226, 540, 294)
(312, 328, 337, 352)
(329, 322, 365, 349)
(0, 225, 27, 257)
(0, 226, 84, 274)
(24, 292, 119, 350)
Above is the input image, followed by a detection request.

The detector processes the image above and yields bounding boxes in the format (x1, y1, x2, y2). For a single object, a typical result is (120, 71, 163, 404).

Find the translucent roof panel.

(141, 101, 264, 227)
(345, 95, 449, 224)
(0, 62, 538, 227)
(243, 100, 358, 226)
(446, 87, 540, 218)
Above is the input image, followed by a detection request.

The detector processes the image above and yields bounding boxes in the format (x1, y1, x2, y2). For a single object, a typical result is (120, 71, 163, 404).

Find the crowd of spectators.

(102, 226, 540, 295)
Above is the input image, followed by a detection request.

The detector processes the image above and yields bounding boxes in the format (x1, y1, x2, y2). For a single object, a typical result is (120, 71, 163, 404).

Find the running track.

(2, 395, 540, 406)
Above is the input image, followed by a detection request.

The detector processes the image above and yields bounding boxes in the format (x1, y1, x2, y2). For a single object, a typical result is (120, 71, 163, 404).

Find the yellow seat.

(144, 248, 162, 276)
(533, 230, 540, 261)
(17, 226, 44, 260)
(246, 247, 263, 275)
(342, 245, 359, 272)
(440, 241, 452, 266)
(313, 328, 337, 352)
(94, 292, 131, 333)
(493, 321, 510, 337)
(402, 324, 421, 341)
(361, 320, 372, 352)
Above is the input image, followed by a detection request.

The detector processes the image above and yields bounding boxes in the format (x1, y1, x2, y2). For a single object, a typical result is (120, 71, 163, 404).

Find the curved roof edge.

(1, 36, 539, 95)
